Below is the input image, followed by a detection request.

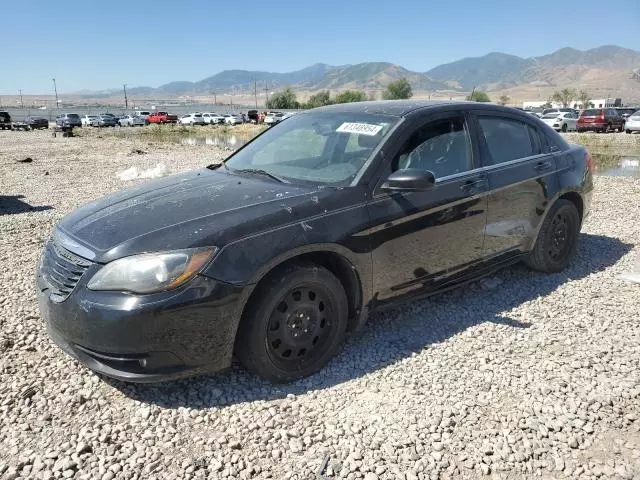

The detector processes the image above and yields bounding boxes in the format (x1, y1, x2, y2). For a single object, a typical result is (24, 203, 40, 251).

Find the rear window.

(582, 109, 601, 116)
(542, 113, 560, 119)
(478, 116, 536, 165)
(67, 114, 80, 119)
(194, 114, 202, 118)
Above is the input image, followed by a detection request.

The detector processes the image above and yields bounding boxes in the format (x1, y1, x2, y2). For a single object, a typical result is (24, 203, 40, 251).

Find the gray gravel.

(1, 129, 640, 479)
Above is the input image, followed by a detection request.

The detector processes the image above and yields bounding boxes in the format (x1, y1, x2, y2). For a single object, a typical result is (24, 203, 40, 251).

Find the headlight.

(87, 247, 217, 294)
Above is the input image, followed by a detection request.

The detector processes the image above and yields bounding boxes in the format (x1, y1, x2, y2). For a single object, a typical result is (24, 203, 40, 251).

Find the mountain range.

(81, 45, 640, 100)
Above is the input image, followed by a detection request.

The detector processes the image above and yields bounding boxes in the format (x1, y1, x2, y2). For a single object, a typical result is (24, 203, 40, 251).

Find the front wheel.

(561, 123, 568, 132)
(235, 262, 348, 382)
(525, 199, 580, 273)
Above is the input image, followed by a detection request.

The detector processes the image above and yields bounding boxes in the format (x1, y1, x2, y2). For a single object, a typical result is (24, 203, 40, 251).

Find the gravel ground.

(1, 129, 640, 480)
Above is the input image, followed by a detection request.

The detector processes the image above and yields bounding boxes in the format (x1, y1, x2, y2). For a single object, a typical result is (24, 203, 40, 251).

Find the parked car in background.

(202, 113, 224, 125)
(25, 117, 49, 129)
(264, 112, 284, 125)
(615, 107, 638, 120)
(223, 113, 244, 125)
(148, 111, 178, 124)
(577, 108, 625, 133)
(56, 113, 82, 128)
(81, 115, 100, 127)
(178, 113, 205, 125)
(247, 110, 259, 123)
(134, 111, 151, 120)
(540, 111, 578, 132)
(97, 115, 118, 127)
(624, 111, 640, 133)
(37, 100, 593, 383)
(0, 111, 12, 130)
(542, 108, 578, 116)
(119, 115, 147, 127)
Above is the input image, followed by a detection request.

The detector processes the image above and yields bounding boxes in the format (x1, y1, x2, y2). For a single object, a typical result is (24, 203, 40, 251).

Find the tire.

(561, 123, 567, 132)
(626, 129, 632, 134)
(235, 262, 348, 382)
(525, 199, 580, 273)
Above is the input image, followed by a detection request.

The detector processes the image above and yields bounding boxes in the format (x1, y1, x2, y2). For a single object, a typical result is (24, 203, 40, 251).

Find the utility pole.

(264, 81, 269, 108)
(254, 79, 258, 109)
(52, 78, 59, 109)
(18, 90, 24, 109)
(123, 84, 128, 109)
(212, 91, 216, 105)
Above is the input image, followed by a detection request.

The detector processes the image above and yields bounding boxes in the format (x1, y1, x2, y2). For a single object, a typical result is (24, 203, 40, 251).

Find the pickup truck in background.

(147, 111, 178, 124)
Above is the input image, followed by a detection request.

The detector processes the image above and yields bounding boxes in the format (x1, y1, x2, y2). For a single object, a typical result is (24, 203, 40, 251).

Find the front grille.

(41, 241, 92, 302)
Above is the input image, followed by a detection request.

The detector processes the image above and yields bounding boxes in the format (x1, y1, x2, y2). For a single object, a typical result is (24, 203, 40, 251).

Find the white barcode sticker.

(336, 122, 383, 136)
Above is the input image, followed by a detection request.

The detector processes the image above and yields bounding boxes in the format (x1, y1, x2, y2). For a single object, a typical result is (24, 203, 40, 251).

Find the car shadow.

(0, 195, 53, 215)
(107, 232, 631, 408)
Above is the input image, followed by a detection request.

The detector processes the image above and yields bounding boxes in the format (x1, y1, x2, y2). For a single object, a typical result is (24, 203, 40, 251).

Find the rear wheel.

(626, 129, 632, 134)
(561, 123, 568, 132)
(526, 199, 580, 273)
(235, 262, 348, 382)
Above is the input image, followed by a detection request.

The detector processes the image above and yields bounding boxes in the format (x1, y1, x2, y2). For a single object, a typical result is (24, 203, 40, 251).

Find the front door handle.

(534, 161, 553, 172)
(460, 178, 487, 192)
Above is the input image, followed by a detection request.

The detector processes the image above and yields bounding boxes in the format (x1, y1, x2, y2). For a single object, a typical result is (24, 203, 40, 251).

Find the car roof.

(311, 100, 498, 116)
(311, 100, 544, 118)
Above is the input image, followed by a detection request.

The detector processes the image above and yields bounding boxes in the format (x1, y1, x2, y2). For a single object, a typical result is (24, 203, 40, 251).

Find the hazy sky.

(2, 0, 639, 94)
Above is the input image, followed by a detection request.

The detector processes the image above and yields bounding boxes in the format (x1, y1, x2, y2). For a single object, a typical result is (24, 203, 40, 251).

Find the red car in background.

(577, 108, 625, 133)
(147, 111, 178, 124)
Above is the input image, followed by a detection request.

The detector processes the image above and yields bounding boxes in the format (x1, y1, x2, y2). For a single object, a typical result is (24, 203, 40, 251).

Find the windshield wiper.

(235, 168, 289, 183)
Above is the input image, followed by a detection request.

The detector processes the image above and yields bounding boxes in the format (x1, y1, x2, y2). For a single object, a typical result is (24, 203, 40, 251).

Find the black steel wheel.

(235, 262, 348, 382)
(266, 285, 334, 367)
(525, 199, 580, 273)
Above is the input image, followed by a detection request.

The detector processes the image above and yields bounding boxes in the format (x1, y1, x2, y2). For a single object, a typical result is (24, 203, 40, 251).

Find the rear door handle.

(534, 161, 553, 172)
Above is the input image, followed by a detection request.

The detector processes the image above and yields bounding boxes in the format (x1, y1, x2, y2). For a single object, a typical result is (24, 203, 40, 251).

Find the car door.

(471, 112, 559, 259)
(366, 110, 489, 304)
(567, 112, 578, 130)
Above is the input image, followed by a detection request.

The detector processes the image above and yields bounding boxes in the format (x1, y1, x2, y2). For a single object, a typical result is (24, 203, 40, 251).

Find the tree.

(306, 90, 332, 109)
(550, 88, 577, 108)
(467, 90, 491, 102)
(577, 90, 592, 109)
(382, 78, 413, 100)
(334, 90, 367, 104)
(498, 94, 510, 106)
(266, 88, 299, 109)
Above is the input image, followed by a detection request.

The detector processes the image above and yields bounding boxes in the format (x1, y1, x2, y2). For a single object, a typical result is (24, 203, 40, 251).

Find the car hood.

(57, 169, 325, 263)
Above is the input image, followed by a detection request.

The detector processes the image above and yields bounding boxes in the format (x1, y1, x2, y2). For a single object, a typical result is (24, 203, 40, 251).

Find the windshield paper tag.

(336, 122, 383, 136)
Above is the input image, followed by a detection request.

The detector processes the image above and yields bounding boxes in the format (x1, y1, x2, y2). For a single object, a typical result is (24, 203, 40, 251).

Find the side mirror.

(381, 169, 436, 192)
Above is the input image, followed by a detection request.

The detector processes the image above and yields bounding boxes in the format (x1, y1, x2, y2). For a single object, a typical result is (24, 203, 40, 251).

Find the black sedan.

(37, 101, 593, 383)
(26, 117, 49, 129)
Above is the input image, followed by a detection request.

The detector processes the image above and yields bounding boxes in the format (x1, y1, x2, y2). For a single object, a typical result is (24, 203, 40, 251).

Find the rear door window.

(477, 116, 535, 165)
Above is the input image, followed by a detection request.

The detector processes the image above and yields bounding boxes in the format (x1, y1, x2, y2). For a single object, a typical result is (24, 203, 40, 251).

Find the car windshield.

(224, 111, 398, 186)
(67, 114, 79, 119)
(542, 113, 561, 119)
(582, 109, 601, 116)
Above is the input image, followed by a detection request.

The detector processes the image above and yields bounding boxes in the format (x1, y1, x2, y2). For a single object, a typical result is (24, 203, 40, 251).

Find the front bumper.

(37, 260, 245, 383)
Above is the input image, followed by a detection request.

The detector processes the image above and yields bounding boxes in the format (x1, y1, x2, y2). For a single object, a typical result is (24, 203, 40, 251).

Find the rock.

(289, 439, 303, 453)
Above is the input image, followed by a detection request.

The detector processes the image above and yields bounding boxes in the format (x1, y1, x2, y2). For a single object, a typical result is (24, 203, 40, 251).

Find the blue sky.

(3, 0, 639, 94)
